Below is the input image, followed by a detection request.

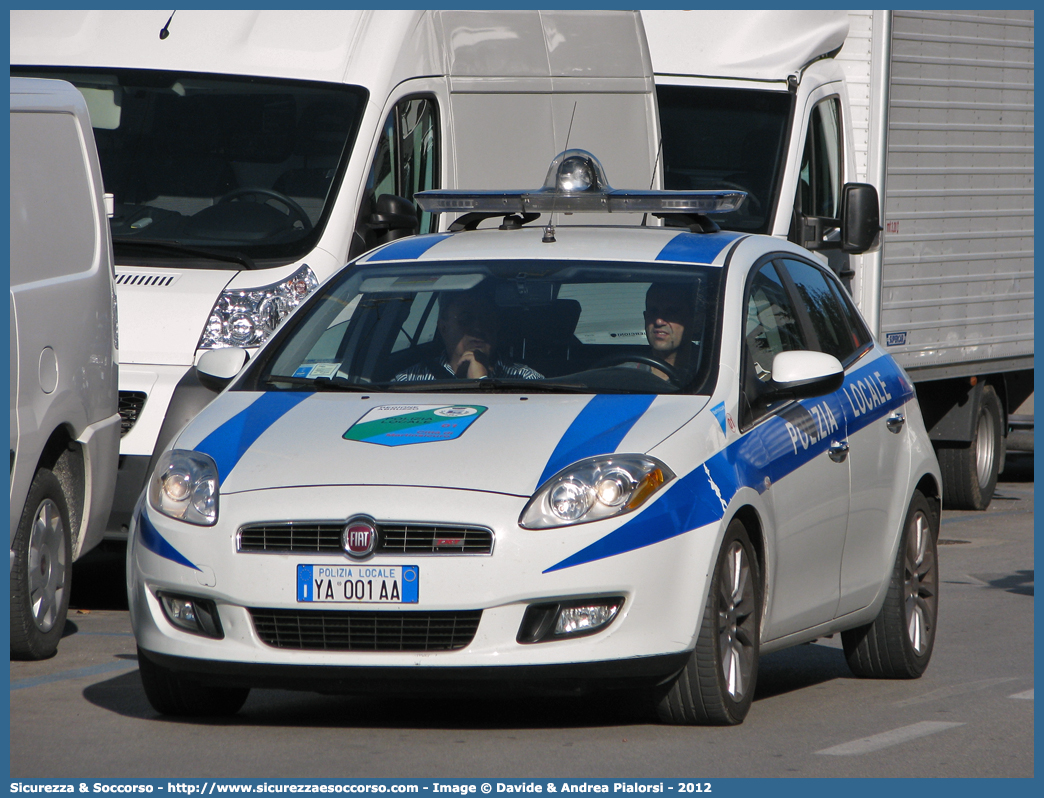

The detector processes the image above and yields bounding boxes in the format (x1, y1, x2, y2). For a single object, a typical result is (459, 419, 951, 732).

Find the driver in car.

(642, 282, 697, 380)
(394, 285, 542, 381)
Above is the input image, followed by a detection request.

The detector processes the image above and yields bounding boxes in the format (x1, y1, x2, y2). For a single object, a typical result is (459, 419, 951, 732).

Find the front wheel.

(656, 518, 761, 725)
(138, 647, 250, 717)
(842, 490, 939, 678)
(10, 468, 72, 660)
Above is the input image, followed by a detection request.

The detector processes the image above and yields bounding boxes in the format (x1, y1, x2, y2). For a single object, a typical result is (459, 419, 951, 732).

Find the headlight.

(198, 264, 318, 349)
(148, 450, 219, 526)
(519, 455, 674, 529)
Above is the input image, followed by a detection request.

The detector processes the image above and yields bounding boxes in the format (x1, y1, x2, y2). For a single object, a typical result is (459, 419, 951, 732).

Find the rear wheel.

(10, 468, 72, 660)
(138, 647, 250, 717)
(938, 385, 1003, 510)
(842, 490, 939, 678)
(657, 518, 761, 725)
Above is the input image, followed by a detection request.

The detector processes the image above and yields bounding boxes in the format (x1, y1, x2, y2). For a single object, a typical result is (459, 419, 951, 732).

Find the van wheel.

(938, 385, 1003, 510)
(656, 518, 761, 725)
(842, 490, 938, 678)
(10, 468, 72, 660)
(138, 647, 249, 717)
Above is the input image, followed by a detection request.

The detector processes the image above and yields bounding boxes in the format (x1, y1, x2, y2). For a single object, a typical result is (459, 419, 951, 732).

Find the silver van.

(9, 77, 121, 659)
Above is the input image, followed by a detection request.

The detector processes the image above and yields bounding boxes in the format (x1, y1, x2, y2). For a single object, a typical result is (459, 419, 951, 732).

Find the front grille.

(238, 522, 494, 555)
(250, 608, 482, 651)
(118, 391, 148, 436)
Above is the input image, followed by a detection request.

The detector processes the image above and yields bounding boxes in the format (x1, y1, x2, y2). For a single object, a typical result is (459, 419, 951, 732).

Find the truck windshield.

(11, 67, 366, 265)
(248, 259, 723, 396)
(657, 85, 792, 235)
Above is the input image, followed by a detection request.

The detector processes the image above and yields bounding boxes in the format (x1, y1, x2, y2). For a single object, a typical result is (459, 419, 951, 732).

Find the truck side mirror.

(840, 182, 881, 253)
(367, 194, 419, 244)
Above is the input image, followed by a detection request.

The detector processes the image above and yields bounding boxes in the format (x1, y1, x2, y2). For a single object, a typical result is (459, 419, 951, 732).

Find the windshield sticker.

(292, 362, 338, 379)
(344, 405, 487, 447)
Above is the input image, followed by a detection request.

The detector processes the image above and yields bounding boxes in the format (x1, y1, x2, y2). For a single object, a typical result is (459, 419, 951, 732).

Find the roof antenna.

(159, 11, 176, 40)
(543, 101, 579, 244)
(642, 138, 664, 227)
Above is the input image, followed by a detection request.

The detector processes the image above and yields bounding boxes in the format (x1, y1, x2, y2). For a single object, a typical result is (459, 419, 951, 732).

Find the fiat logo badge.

(342, 516, 377, 559)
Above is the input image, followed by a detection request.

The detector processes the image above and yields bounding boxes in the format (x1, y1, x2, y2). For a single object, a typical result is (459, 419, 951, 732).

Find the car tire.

(656, 518, 761, 725)
(938, 384, 1003, 511)
(842, 490, 939, 678)
(138, 647, 250, 717)
(10, 468, 72, 661)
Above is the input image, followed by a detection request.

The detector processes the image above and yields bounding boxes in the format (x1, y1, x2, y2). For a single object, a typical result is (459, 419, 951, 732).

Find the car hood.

(175, 391, 709, 497)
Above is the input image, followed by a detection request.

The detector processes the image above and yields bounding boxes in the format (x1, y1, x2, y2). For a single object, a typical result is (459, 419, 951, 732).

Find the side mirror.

(840, 182, 881, 253)
(196, 347, 249, 392)
(367, 194, 419, 244)
(767, 351, 844, 401)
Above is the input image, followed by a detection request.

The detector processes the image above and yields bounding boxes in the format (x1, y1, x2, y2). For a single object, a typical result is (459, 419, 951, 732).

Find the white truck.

(643, 9, 1033, 509)
(11, 10, 661, 535)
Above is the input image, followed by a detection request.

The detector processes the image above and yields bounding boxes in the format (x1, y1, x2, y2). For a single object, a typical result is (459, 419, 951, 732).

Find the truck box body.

(839, 10, 1034, 380)
(644, 9, 1033, 508)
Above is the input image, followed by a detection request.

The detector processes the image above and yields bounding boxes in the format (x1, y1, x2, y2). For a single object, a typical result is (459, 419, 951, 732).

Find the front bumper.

(128, 484, 720, 683)
(138, 648, 690, 696)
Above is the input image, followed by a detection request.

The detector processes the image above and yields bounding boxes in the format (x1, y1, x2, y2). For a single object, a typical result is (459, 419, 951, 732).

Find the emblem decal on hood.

(344, 405, 487, 447)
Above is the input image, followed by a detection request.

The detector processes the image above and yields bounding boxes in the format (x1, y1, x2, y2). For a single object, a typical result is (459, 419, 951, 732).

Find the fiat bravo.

(128, 151, 942, 724)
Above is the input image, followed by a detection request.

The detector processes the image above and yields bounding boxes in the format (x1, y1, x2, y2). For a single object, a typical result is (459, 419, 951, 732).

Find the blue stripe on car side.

(138, 510, 200, 571)
(364, 234, 453, 262)
(655, 231, 745, 264)
(544, 354, 914, 572)
(536, 394, 657, 488)
(193, 392, 311, 486)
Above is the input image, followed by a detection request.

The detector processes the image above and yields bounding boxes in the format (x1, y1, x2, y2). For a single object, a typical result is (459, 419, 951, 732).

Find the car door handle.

(886, 413, 906, 434)
(828, 440, 850, 463)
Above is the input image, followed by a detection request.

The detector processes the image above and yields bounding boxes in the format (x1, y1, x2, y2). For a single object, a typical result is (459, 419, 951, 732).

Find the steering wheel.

(590, 352, 684, 386)
(216, 188, 312, 231)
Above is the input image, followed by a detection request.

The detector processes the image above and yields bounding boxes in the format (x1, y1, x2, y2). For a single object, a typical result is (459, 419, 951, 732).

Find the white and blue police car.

(128, 151, 942, 724)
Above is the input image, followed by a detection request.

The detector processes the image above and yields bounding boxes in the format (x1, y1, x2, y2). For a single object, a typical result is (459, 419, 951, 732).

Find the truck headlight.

(519, 455, 674, 529)
(148, 450, 219, 526)
(198, 264, 317, 349)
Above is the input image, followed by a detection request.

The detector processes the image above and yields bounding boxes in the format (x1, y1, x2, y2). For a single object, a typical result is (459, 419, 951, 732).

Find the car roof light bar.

(415, 149, 747, 216)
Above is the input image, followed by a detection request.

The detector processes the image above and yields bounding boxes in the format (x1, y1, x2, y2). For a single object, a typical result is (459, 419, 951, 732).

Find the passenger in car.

(393, 285, 542, 381)
(642, 282, 698, 379)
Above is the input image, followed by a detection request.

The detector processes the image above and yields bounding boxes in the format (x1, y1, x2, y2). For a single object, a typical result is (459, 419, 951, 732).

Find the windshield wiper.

(392, 378, 592, 393)
(265, 375, 373, 392)
(113, 237, 255, 270)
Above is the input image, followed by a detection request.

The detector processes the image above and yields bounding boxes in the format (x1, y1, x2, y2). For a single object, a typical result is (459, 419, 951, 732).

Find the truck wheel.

(938, 384, 1003, 510)
(656, 518, 761, 725)
(842, 490, 938, 678)
(138, 647, 250, 717)
(10, 468, 72, 660)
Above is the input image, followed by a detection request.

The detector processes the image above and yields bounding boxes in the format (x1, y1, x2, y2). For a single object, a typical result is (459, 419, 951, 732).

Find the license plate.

(297, 564, 418, 604)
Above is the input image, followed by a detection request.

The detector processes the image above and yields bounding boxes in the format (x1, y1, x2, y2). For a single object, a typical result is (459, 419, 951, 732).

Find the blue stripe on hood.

(536, 394, 657, 488)
(194, 391, 310, 486)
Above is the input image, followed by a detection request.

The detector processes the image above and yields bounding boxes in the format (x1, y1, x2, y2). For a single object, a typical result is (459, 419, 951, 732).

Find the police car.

(128, 151, 942, 724)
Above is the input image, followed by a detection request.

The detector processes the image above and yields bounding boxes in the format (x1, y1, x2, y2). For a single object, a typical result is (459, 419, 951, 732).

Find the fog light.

(555, 604, 619, 635)
(517, 597, 624, 644)
(157, 592, 224, 639)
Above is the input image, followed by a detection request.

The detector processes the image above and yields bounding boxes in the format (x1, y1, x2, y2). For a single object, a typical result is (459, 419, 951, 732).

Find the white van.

(10, 10, 661, 536)
(9, 77, 121, 659)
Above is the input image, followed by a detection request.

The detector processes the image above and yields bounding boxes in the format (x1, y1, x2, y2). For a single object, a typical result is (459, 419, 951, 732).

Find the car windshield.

(11, 67, 366, 265)
(246, 259, 723, 396)
(658, 85, 793, 235)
